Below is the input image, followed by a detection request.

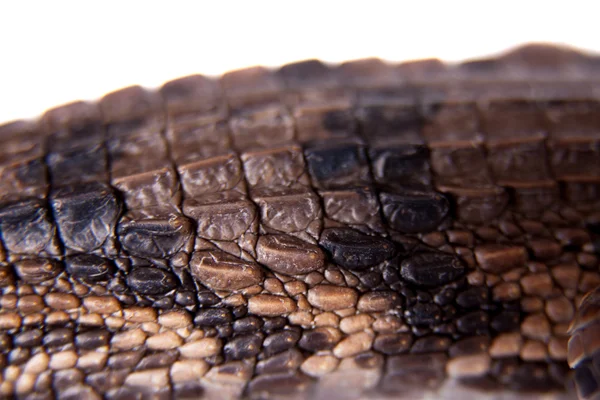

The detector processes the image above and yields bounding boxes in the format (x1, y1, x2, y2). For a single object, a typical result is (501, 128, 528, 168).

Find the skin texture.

(0, 43, 600, 399)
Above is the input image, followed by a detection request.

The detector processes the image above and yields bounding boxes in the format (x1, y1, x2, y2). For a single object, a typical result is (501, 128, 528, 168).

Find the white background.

(1, 0, 598, 123)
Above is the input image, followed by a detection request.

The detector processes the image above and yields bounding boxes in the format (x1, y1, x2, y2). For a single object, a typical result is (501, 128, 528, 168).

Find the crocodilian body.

(0, 43, 599, 400)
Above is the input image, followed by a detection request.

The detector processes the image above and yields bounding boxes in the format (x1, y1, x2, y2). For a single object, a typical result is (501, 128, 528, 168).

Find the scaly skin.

(1, 43, 600, 400)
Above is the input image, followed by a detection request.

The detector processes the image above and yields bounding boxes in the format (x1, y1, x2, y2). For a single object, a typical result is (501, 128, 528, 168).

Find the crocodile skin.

(1, 44, 600, 400)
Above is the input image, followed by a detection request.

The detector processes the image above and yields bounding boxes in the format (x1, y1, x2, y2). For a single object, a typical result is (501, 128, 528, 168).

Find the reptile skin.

(1, 43, 600, 400)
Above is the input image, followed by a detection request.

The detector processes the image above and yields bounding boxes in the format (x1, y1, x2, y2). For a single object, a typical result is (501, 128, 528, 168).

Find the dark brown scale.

(107, 351, 143, 370)
(137, 351, 178, 370)
(44, 106, 106, 171)
(65, 254, 115, 284)
(400, 252, 466, 287)
(448, 335, 490, 357)
(43, 328, 74, 348)
(13, 329, 43, 347)
(321, 109, 356, 135)
(224, 334, 263, 360)
(173, 382, 205, 400)
(490, 312, 521, 333)
(434, 287, 457, 305)
(379, 190, 450, 233)
(373, 333, 413, 355)
(50, 182, 121, 255)
(174, 290, 196, 307)
(304, 141, 371, 190)
(262, 317, 287, 333)
(215, 323, 234, 338)
(319, 227, 396, 270)
(0, 198, 59, 256)
(86, 370, 128, 394)
(196, 291, 220, 307)
(410, 335, 452, 353)
(126, 266, 178, 295)
(263, 329, 301, 357)
(255, 349, 304, 374)
(404, 302, 443, 326)
(355, 95, 421, 145)
(231, 305, 247, 319)
(512, 363, 563, 392)
(194, 308, 233, 326)
(117, 215, 194, 259)
(298, 327, 339, 352)
(369, 145, 432, 190)
(232, 316, 263, 334)
(456, 310, 490, 335)
(0, 122, 48, 200)
(456, 286, 490, 309)
(75, 330, 111, 349)
(382, 263, 401, 285)
(357, 269, 383, 288)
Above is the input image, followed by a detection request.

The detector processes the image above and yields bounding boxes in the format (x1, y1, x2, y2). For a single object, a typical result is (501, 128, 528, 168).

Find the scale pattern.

(1, 44, 600, 399)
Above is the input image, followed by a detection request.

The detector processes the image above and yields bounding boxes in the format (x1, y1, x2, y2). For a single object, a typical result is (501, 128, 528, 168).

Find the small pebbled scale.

(1, 43, 600, 399)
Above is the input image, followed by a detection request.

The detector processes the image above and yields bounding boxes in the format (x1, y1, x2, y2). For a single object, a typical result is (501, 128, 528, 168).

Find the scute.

(126, 266, 179, 295)
(65, 254, 115, 284)
(404, 302, 442, 326)
(256, 234, 325, 275)
(380, 190, 449, 233)
(190, 251, 264, 291)
(400, 252, 466, 287)
(370, 145, 432, 189)
(0, 198, 56, 255)
(13, 258, 63, 284)
(118, 215, 193, 259)
(51, 182, 121, 253)
(319, 228, 396, 270)
(304, 143, 369, 189)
